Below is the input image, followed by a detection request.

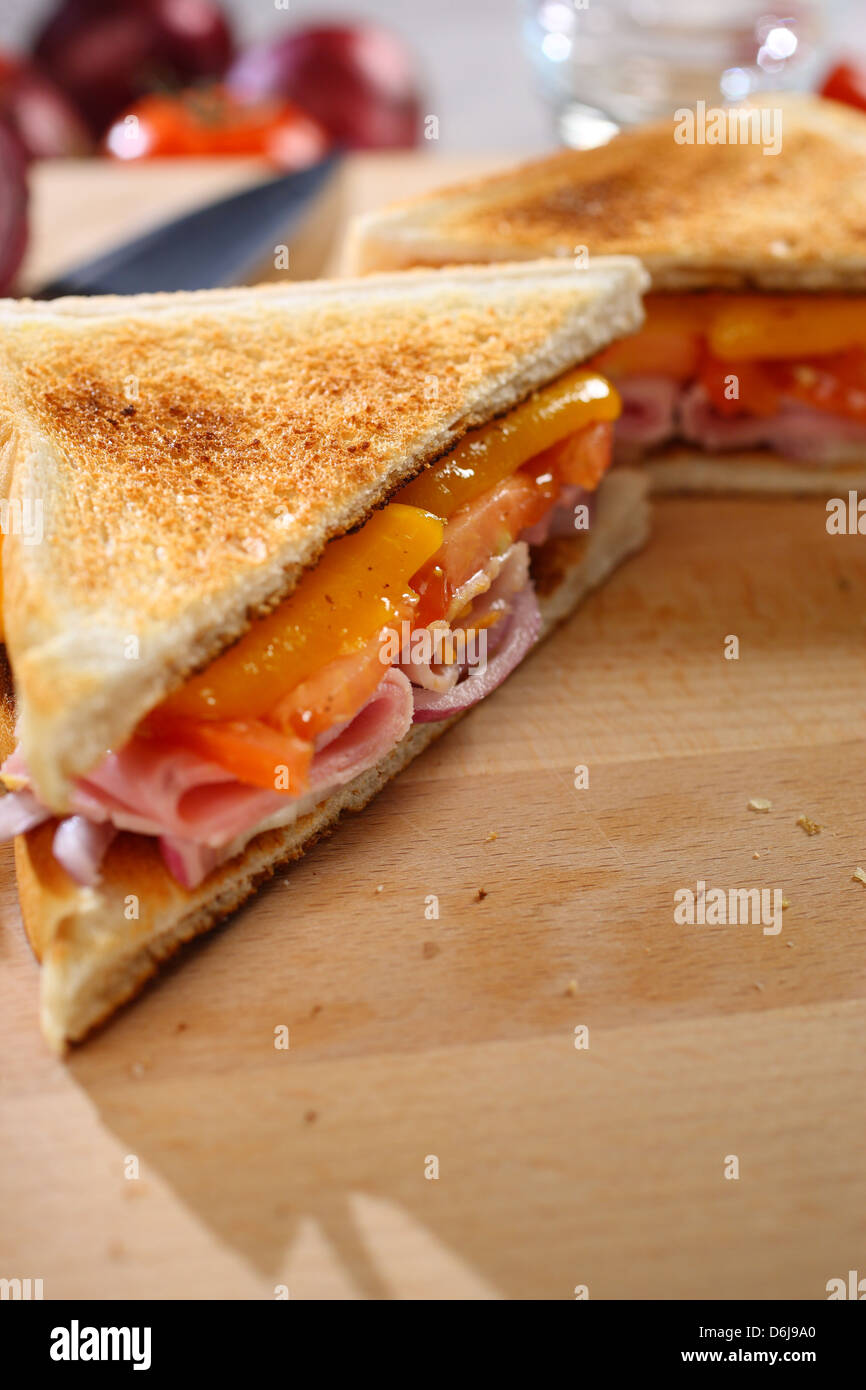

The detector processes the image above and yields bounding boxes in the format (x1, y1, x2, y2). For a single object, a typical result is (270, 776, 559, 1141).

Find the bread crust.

(14, 469, 650, 1051)
(645, 450, 866, 495)
(0, 259, 646, 809)
(347, 95, 866, 291)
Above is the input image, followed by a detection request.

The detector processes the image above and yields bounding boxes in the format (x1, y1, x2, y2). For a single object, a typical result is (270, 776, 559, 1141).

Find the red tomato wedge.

(701, 348, 866, 421)
(780, 350, 866, 421)
(104, 87, 330, 169)
(534, 420, 613, 489)
(412, 465, 557, 625)
(821, 62, 866, 114)
(699, 354, 781, 418)
(267, 636, 388, 740)
(147, 716, 313, 794)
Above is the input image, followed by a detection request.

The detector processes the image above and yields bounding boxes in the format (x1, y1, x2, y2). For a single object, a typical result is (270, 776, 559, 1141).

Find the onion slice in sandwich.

(411, 585, 542, 722)
(52, 816, 118, 887)
(0, 787, 53, 837)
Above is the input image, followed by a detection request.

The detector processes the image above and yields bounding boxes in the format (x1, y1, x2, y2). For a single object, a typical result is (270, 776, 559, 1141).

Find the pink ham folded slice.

(612, 374, 866, 464)
(679, 382, 866, 462)
(0, 668, 415, 890)
(613, 375, 681, 458)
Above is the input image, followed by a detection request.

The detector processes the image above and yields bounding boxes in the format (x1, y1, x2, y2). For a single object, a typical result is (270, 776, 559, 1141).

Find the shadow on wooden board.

(2, 495, 865, 1298)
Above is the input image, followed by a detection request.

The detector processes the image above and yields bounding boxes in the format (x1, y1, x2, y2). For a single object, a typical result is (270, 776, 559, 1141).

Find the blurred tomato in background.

(30, 3, 422, 151)
(33, 0, 234, 137)
(0, 1, 424, 291)
(104, 87, 330, 168)
(821, 62, 866, 113)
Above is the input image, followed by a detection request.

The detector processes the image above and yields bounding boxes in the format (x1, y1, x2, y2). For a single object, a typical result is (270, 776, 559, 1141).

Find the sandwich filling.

(0, 367, 620, 889)
(593, 294, 866, 464)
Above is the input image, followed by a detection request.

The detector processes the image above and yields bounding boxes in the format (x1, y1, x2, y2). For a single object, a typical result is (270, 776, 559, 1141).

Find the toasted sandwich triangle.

(347, 94, 866, 291)
(0, 259, 646, 809)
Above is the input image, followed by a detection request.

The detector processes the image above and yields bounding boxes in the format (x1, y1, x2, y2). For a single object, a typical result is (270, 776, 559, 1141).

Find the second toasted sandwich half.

(349, 95, 866, 496)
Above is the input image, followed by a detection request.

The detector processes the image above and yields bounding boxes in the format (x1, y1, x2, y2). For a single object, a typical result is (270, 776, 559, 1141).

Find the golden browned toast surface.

(356, 96, 866, 289)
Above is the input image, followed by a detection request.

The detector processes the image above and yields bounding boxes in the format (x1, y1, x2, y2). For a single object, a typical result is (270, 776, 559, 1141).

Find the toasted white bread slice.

(15, 470, 650, 1052)
(0, 258, 646, 811)
(346, 95, 866, 291)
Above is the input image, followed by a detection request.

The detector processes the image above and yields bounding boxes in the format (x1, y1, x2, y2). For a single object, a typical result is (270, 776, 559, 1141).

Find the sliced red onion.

(52, 815, 117, 886)
(0, 788, 53, 839)
(399, 621, 461, 693)
(412, 585, 542, 722)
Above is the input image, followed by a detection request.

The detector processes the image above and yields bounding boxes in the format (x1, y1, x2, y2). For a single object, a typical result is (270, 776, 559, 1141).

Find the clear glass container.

(522, 0, 834, 148)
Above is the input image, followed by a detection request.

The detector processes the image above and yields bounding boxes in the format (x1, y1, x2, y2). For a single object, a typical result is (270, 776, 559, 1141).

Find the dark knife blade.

(35, 154, 342, 299)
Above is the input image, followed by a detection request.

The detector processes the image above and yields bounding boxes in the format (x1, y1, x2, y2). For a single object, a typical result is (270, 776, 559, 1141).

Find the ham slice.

(679, 382, 866, 462)
(613, 376, 681, 459)
(612, 374, 866, 464)
(0, 668, 415, 890)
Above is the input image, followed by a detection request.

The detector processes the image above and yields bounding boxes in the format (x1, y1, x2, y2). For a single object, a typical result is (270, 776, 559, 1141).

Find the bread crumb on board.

(748, 797, 772, 813)
(796, 814, 822, 836)
(852, 867, 866, 886)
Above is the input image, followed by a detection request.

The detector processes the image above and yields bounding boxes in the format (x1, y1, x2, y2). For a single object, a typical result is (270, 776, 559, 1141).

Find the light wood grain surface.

(2, 159, 865, 1301)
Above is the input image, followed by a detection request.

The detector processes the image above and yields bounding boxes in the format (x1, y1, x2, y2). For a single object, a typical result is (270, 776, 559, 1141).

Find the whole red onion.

(0, 118, 29, 294)
(33, 0, 234, 137)
(0, 51, 91, 158)
(227, 25, 422, 150)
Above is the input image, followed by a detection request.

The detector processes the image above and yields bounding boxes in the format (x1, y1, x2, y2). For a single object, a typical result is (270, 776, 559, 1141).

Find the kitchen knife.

(35, 153, 342, 298)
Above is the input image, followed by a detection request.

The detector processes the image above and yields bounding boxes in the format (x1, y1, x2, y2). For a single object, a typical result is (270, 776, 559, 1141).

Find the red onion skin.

(33, 0, 234, 137)
(0, 117, 28, 293)
(0, 52, 92, 158)
(227, 26, 422, 150)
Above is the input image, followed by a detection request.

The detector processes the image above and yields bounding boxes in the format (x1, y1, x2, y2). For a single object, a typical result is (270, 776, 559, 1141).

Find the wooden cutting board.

(1, 159, 865, 1301)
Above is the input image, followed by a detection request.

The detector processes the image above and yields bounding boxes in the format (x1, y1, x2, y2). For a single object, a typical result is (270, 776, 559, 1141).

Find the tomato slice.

(147, 716, 313, 795)
(533, 420, 613, 489)
(412, 466, 557, 624)
(780, 349, 866, 421)
(268, 636, 388, 741)
(821, 62, 866, 114)
(699, 353, 781, 418)
(104, 88, 330, 168)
